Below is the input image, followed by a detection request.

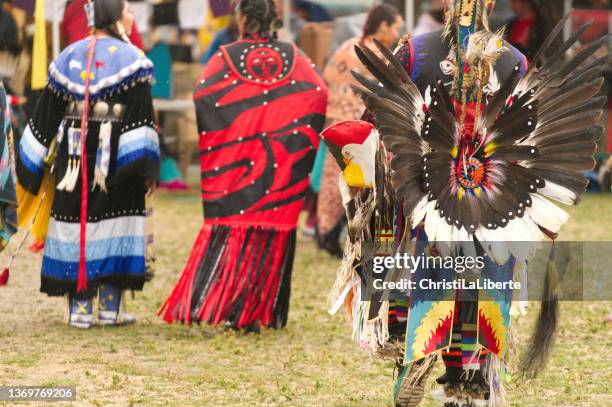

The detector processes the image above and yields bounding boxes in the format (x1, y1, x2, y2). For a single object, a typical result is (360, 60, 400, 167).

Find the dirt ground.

(0, 191, 611, 406)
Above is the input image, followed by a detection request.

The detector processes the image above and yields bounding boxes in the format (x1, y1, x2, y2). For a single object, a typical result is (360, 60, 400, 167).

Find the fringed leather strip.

(328, 238, 361, 315)
(482, 352, 508, 407)
(92, 121, 112, 193)
(362, 300, 390, 352)
(159, 224, 295, 329)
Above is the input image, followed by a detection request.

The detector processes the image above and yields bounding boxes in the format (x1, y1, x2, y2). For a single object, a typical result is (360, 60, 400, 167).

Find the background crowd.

(0, 0, 610, 244)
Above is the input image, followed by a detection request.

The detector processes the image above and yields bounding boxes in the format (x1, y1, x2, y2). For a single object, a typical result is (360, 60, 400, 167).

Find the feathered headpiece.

(443, 0, 506, 121)
(444, 0, 495, 37)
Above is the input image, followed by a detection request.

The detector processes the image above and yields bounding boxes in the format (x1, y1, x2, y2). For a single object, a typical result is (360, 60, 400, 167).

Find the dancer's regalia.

(16, 35, 159, 326)
(322, 1, 609, 405)
(160, 34, 327, 329)
(0, 80, 17, 255)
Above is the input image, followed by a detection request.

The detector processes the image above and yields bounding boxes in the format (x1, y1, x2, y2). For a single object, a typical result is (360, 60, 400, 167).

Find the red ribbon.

(77, 35, 97, 292)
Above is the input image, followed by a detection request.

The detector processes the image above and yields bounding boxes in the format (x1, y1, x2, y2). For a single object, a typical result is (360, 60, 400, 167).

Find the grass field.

(0, 191, 611, 406)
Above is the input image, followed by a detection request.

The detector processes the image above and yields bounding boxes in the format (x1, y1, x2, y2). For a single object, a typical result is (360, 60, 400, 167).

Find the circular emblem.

(245, 47, 284, 82)
(457, 157, 485, 189)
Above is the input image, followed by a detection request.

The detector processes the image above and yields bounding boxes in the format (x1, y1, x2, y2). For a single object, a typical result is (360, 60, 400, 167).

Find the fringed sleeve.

(16, 87, 67, 194)
(113, 82, 160, 184)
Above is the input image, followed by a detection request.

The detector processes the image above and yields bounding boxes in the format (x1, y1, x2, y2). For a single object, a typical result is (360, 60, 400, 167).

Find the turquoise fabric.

(159, 157, 183, 183)
(148, 43, 173, 99)
(310, 143, 327, 193)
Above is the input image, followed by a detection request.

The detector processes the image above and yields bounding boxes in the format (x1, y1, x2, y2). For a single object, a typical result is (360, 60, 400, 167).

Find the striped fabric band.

(42, 255, 145, 280)
(117, 126, 160, 168)
(19, 125, 47, 174)
(43, 216, 147, 281)
(45, 235, 145, 262)
(47, 216, 145, 243)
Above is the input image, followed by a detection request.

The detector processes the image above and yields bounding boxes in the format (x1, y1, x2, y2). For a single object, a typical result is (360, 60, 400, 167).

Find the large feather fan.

(353, 16, 610, 261)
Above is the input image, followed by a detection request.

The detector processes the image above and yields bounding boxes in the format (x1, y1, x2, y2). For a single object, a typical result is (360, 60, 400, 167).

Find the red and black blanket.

(160, 37, 327, 329)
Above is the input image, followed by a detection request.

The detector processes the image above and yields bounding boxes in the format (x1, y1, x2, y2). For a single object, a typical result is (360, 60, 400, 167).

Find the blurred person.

(159, 0, 327, 332)
(0, 0, 26, 164)
(16, 0, 160, 329)
(317, 3, 402, 257)
(62, 0, 144, 49)
(200, 18, 239, 63)
(413, 0, 445, 36)
(505, 0, 546, 60)
(0, 0, 22, 93)
(0, 79, 18, 265)
(0, 0, 20, 280)
(290, 0, 333, 44)
(293, 0, 332, 23)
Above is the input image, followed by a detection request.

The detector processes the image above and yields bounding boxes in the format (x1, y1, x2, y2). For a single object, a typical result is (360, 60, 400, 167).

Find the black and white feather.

(353, 19, 609, 262)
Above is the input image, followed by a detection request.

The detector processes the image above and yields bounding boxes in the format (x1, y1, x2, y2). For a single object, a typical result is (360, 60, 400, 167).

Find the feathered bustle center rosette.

(351, 11, 610, 263)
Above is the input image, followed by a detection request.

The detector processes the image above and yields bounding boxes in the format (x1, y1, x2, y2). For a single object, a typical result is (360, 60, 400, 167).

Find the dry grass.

(0, 191, 611, 406)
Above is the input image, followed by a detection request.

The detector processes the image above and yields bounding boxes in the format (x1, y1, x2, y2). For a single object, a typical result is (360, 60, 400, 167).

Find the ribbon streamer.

(77, 34, 98, 292)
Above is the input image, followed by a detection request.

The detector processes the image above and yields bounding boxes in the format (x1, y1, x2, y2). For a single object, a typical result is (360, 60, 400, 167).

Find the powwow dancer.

(322, 0, 609, 406)
(159, 0, 327, 331)
(16, 0, 159, 328)
(0, 80, 17, 271)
